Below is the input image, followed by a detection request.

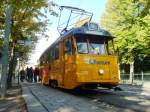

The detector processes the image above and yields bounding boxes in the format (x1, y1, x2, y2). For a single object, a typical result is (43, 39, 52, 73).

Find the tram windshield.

(75, 35, 115, 55)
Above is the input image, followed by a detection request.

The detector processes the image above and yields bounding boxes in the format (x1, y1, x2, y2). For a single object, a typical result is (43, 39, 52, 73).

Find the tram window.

(88, 38, 106, 55)
(46, 51, 49, 61)
(89, 43, 106, 55)
(50, 49, 53, 60)
(76, 36, 107, 55)
(77, 42, 88, 54)
(47, 48, 51, 60)
(50, 47, 55, 59)
(65, 40, 72, 55)
(76, 38, 88, 54)
(54, 44, 59, 59)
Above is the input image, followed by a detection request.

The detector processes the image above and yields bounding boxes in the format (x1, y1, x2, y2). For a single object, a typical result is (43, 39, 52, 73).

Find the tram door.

(62, 37, 76, 88)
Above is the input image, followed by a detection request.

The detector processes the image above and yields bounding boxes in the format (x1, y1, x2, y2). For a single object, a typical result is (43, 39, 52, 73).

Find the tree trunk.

(129, 62, 134, 84)
(7, 43, 15, 88)
(7, 57, 14, 88)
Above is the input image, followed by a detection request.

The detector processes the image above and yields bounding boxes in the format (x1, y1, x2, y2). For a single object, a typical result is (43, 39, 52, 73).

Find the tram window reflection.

(89, 43, 106, 55)
(77, 42, 88, 54)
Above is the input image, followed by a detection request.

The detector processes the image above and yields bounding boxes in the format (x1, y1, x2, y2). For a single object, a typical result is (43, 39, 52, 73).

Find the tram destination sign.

(85, 59, 110, 65)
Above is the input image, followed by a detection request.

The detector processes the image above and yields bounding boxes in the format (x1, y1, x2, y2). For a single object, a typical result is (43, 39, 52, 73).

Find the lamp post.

(1, 0, 11, 98)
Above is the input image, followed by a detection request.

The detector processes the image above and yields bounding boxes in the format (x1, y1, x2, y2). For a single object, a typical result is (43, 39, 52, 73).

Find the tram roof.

(40, 23, 114, 59)
(58, 23, 114, 41)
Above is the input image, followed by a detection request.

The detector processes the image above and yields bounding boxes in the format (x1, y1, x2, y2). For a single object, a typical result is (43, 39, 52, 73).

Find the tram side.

(39, 36, 77, 88)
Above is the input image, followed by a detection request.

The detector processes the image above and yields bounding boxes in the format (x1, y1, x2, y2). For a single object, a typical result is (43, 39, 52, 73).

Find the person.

(29, 67, 33, 82)
(89, 46, 100, 54)
(26, 66, 30, 81)
(20, 69, 25, 82)
(93, 47, 100, 54)
(34, 67, 39, 83)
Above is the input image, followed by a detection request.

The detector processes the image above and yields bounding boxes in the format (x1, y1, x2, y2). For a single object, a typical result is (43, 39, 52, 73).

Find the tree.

(0, 0, 57, 88)
(101, 0, 150, 83)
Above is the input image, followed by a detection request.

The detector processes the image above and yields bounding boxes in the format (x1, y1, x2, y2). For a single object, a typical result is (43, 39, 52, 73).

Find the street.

(22, 82, 150, 112)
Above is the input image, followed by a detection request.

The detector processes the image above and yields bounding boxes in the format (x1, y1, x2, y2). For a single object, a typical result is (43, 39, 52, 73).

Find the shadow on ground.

(0, 84, 27, 112)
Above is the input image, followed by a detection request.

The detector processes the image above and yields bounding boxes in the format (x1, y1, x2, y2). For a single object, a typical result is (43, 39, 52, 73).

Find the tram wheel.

(50, 80, 57, 88)
(114, 86, 122, 91)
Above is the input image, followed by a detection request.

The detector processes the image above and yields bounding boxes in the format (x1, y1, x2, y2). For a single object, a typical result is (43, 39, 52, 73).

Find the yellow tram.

(39, 6, 119, 89)
(40, 6, 119, 89)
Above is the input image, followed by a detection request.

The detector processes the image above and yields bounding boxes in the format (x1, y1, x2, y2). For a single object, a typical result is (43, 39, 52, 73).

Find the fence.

(120, 72, 150, 85)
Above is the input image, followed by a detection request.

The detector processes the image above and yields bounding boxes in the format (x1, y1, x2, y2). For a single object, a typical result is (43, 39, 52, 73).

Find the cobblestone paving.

(22, 83, 150, 112)
(23, 83, 120, 112)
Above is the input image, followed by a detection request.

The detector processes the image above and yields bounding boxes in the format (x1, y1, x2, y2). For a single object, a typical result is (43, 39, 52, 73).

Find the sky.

(28, 0, 107, 65)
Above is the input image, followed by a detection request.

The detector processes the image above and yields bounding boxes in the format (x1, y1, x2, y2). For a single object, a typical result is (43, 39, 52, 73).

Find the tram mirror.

(116, 47, 119, 55)
(64, 47, 68, 53)
(72, 45, 76, 53)
(107, 39, 115, 55)
(109, 51, 113, 55)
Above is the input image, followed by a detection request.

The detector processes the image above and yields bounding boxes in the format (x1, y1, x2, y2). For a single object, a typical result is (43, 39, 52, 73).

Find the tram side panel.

(47, 40, 78, 89)
(48, 43, 62, 87)
(63, 54, 77, 89)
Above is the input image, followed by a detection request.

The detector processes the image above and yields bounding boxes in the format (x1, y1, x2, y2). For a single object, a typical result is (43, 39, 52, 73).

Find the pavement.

(21, 82, 48, 112)
(0, 80, 26, 112)
(21, 82, 107, 112)
(21, 80, 150, 112)
(142, 81, 150, 89)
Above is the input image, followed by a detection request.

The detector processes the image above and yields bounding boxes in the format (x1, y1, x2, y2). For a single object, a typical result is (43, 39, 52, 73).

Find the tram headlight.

(99, 69, 104, 75)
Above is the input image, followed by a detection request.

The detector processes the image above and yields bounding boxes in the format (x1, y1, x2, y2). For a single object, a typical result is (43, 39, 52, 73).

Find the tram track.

(44, 85, 150, 112)
(67, 89, 123, 110)
(28, 85, 51, 112)
(67, 88, 150, 112)
(23, 83, 150, 112)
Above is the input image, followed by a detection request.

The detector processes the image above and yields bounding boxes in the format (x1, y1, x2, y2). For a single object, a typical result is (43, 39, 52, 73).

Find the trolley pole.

(1, 0, 11, 98)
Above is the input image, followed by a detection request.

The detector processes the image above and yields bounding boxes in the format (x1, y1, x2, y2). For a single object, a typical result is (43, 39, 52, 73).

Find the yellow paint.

(40, 37, 119, 89)
(76, 54, 119, 85)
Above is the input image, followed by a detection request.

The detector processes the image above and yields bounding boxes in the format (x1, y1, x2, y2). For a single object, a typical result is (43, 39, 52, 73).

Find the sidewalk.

(0, 78, 47, 112)
(0, 82, 26, 112)
(21, 82, 48, 112)
(142, 81, 150, 89)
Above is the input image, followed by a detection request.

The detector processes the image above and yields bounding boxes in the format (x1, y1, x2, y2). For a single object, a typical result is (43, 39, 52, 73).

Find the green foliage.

(101, 0, 150, 64)
(0, 0, 57, 87)
(0, 0, 57, 61)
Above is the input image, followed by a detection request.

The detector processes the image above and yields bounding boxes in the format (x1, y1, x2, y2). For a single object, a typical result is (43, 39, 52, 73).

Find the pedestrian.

(26, 66, 30, 81)
(20, 69, 25, 82)
(34, 67, 39, 83)
(29, 67, 33, 82)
